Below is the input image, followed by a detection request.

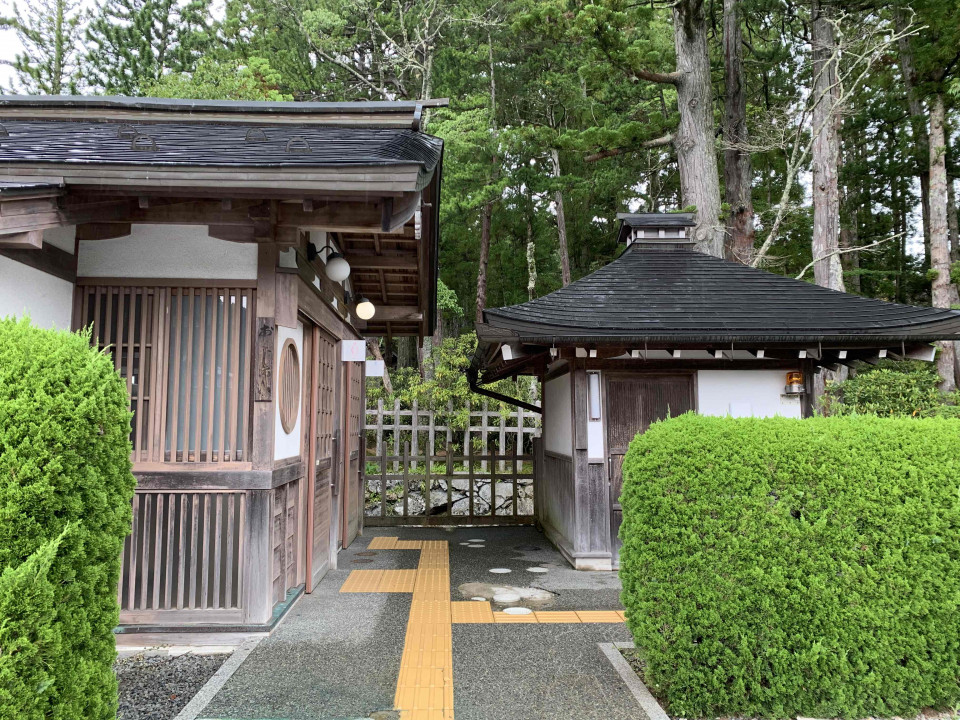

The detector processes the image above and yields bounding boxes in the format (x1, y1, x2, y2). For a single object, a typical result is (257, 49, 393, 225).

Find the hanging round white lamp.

(307, 242, 351, 282)
(355, 296, 376, 320)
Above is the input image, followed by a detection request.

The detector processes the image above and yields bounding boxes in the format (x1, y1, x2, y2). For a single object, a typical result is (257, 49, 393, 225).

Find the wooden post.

(402, 441, 410, 518)
(393, 399, 401, 472)
(446, 442, 453, 517)
(411, 399, 419, 471)
(380, 447, 387, 518)
(468, 442, 475, 518)
(512, 442, 519, 516)
(423, 437, 431, 517)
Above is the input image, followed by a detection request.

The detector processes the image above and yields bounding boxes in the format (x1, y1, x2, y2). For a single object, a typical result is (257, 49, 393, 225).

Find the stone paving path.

(200, 526, 638, 720)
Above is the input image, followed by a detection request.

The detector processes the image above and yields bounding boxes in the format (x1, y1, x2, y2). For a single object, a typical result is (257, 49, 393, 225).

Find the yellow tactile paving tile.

(450, 601, 495, 624)
(368, 536, 398, 550)
(617, 610, 627, 622)
(493, 612, 539, 623)
(395, 540, 425, 550)
(379, 569, 418, 593)
(575, 610, 624, 623)
(534, 611, 583, 624)
(339, 569, 385, 593)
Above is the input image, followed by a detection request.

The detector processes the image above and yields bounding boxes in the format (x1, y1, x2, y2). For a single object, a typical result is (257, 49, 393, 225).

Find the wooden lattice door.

(605, 374, 694, 567)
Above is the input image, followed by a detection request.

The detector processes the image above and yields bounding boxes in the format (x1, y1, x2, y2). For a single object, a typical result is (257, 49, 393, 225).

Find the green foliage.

(367, 332, 537, 433)
(0, 529, 67, 718)
(143, 57, 293, 101)
(0, 0, 84, 94)
(84, 0, 214, 94)
(822, 360, 960, 417)
(0, 318, 136, 720)
(620, 414, 960, 718)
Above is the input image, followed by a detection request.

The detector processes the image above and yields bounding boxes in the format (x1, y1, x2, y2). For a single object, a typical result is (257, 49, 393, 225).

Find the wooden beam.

(0, 230, 42, 249)
(345, 252, 418, 271)
(0, 241, 76, 282)
(371, 306, 422, 322)
(76, 222, 131, 241)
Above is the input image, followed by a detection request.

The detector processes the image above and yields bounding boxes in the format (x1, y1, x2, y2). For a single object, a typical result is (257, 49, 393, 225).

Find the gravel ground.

(116, 652, 229, 720)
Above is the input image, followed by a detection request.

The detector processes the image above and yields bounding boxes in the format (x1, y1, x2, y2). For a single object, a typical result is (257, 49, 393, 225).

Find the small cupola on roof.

(616, 212, 695, 246)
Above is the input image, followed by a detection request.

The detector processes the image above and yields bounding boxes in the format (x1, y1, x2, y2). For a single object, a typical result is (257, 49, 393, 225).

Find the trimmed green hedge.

(620, 414, 960, 719)
(0, 318, 136, 720)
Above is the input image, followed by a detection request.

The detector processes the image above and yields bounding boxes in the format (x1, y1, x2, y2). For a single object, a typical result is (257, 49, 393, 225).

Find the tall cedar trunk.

(474, 34, 498, 326)
(526, 216, 537, 300)
(475, 202, 492, 325)
(929, 93, 956, 390)
(549, 148, 572, 285)
(949, 178, 959, 264)
(895, 10, 933, 268)
(810, 0, 844, 292)
(674, 0, 724, 257)
(721, 0, 755, 263)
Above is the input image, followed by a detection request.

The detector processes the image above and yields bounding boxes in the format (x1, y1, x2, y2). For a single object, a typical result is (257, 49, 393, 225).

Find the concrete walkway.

(200, 527, 639, 720)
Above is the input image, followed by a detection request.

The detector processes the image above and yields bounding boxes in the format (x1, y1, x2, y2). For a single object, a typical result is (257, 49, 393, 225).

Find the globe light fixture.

(356, 296, 376, 320)
(307, 242, 351, 282)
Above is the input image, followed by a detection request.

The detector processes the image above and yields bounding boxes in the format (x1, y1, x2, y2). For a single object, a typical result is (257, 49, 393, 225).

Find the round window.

(279, 339, 300, 434)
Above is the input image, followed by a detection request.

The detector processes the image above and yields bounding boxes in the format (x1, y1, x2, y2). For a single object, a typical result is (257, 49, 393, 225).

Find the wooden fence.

(364, 400, 541, 525)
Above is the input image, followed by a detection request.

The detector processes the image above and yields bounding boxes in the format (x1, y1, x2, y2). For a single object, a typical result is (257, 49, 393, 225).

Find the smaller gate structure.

(364, 399, 541, 526)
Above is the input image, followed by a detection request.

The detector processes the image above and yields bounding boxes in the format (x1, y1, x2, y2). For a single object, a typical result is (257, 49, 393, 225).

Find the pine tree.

(83, 0, 214, 95)
(0, 0, 85, 94)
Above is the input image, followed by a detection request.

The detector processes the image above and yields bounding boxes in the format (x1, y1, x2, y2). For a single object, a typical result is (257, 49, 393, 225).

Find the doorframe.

(601, 370, 698, 566)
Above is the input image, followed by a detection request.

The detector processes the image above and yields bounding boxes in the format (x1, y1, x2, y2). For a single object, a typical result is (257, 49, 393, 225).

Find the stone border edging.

(173, 635, 264, 720)
(598, 641, 671, 720)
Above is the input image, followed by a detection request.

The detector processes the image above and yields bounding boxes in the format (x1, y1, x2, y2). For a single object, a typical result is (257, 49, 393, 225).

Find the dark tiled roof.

(0, 94, 441, 116)
(0, 180, 63, 196)
(0, 120, 443, 171)
(617, 212, 695, 227)
(482, 244, 960, 343)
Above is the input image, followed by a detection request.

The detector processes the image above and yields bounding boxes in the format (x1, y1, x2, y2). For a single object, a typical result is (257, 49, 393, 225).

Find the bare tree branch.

(793, 234, 898, 281)
(584, 133, 675, 162)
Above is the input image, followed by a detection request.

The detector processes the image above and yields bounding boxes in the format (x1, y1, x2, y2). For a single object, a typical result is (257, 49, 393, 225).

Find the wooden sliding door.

(604, 374, 695, 567)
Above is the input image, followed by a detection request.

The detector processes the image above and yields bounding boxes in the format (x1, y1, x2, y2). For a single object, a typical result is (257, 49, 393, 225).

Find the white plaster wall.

(77, 224, 258, 279)
(43, 225, 76, 253)
(697, 369, 803, 419)
(543, 373, 572, 455)
(0, 255, 74, 329)
(274, 322, 304, 460)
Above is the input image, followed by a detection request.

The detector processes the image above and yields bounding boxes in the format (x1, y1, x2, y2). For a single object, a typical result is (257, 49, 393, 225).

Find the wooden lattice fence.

(364, 400, 542, 525)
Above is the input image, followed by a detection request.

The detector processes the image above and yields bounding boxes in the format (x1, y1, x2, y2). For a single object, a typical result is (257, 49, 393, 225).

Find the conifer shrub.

(619, 413, 960, 719)
(0, 318, 136, 720)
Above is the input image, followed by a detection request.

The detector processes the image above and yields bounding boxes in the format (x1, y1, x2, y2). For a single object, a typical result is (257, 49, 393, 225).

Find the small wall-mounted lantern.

(784, 371, 805, 395)
(307, 242, 351, 282)
(355, 296, 376, 320)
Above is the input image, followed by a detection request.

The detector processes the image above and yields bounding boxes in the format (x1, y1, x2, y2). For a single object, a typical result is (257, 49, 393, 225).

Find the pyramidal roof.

(481, 243, 960, 345)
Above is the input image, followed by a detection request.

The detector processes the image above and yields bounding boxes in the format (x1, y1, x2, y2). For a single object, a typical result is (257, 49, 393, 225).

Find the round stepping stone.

(468, 539, 485, 543)
(467, 544, 484, 548)
(459, 542, 471, 546)
(471, 596, 487, 601)
(492, 592, 521, 604)
(502, 607, 533, 615)
(488, 568, 511, 574)
(526, 567, 549, 573)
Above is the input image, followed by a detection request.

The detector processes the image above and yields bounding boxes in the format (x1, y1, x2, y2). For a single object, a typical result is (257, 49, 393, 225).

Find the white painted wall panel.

(543, 372, 572, 455)
(274, 322, 304, 460)
(697, 369, 803, 419)
(0, 255, 74, 330)
(43, 225, 76, 253)
(77, 224, 258, 279)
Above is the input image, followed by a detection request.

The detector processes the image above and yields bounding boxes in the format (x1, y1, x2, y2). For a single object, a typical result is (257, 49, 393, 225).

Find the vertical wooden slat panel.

(189, 494, 200, 609)
(177, 493, 188, 609)
(168, 289, 183, 462)
(139, 493, 152, 610)
(225, 493, 236, 607)
(239, 290, 253, 461)
(201, 493, 212, 608)
(228, 290, 242, 461)
(152, 492, 164, 609)
(164, 492, 175, 609)
(206, 290, 218, 462)
(133, 289, 147, 462)
(194, 288, 207, 461)
(213, 494, 223, 608)
(182, 289, 196, 462)
(216, 289, 229, 462)
(153, 288, 168, 464)
(127, 494, 139, 610)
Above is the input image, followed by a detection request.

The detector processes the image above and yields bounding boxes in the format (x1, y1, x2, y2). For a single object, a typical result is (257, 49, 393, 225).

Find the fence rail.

(364, 400, 541, 525)
(364, 441, 538, 526)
